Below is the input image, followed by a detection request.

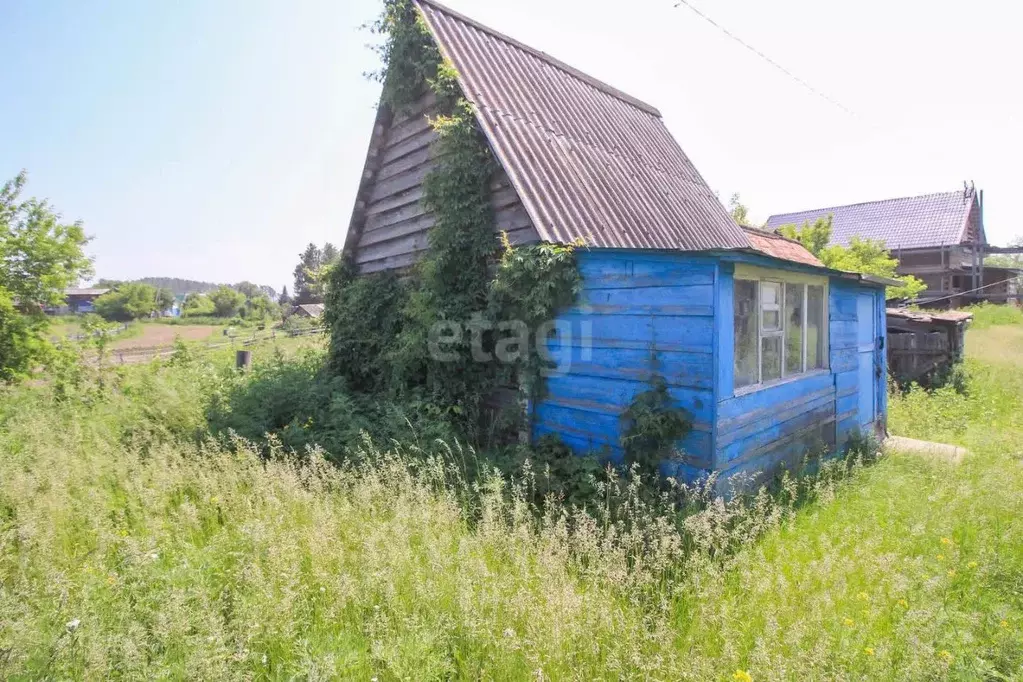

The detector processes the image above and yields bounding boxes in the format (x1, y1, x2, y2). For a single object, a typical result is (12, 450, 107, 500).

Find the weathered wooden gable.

(344, 90, 540, 274)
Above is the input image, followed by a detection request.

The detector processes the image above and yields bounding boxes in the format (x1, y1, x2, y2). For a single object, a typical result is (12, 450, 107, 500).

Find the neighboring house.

(293, 303, 325, 319)
(765, 187, 1019, 307)
(56, 288, 110, 314)
(342, 0, 891, 486)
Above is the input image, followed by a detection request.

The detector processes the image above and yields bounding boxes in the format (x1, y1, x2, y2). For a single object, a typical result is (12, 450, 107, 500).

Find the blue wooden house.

(343, 0, 890, 484)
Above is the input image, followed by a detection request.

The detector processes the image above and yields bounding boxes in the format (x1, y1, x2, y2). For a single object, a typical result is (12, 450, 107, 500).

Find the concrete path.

(884, 435, 969, 464)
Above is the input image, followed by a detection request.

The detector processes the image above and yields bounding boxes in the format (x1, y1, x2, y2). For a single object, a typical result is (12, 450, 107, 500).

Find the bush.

(206, 348, 461, 460)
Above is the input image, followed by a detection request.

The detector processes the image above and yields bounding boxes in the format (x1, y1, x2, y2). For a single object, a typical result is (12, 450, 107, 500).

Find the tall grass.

(1, 327, 1022, 679)
(963, 302, 1023, 329)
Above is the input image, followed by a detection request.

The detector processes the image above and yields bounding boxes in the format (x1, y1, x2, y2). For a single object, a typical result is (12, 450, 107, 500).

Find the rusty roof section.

(415, 0, 751, 253)
(741, 227, 822, 267)
(887, 308, 973, 324)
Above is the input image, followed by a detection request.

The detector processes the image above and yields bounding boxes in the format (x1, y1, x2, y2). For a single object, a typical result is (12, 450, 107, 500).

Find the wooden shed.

(342, 0, 890, 486)
(886, 308, 972, 385)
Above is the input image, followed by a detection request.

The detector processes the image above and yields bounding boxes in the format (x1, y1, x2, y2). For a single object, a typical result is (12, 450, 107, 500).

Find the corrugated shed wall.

(532, 250, 717, 479)
(349, 89, 540, 274)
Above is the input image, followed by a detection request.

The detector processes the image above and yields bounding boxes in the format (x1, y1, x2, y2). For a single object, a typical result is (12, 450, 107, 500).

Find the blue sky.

(2, 0, 1019, 290)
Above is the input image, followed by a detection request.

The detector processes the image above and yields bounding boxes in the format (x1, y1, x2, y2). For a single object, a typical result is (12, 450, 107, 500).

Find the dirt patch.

(110, 324, 216, 352)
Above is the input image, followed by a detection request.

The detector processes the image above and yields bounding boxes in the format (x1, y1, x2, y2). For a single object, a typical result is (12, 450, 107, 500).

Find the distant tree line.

(91, 281, 282, 322)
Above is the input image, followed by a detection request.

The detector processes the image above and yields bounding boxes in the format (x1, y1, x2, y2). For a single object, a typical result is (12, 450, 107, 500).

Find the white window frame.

(734, 264, 829, 392)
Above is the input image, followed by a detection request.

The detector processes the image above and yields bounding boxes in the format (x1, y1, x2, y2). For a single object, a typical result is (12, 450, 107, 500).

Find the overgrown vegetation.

(778, 214, 927, 300)
(328, 0, 584, 447)
(1, 318, 1021, 678)
(620, 374, 694, 477)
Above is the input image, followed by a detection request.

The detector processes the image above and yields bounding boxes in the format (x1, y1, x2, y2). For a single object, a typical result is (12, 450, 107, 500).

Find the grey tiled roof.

(416, 0, 751, 253)
(764, 189, 979, 250)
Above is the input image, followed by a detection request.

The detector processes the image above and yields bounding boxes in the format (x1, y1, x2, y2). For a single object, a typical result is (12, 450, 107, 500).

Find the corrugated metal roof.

(742, 227, 822, 267)
(764, 189, 979, 250)
(415, 0, 751, 253)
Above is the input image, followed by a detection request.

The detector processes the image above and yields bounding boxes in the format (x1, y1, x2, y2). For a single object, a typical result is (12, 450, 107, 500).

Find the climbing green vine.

(620, 375, 693, 478)
(327, 0, 582, 444)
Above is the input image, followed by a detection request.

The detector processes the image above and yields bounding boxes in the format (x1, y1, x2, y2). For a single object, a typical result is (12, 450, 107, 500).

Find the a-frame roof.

(413, 0, 752, 253)
(764, 188, 983, 251)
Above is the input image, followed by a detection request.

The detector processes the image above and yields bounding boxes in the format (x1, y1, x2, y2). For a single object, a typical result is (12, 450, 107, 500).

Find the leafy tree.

(156, 287, 175, 313)
(94, 282, 159, 321)
(244, 294, 280, 321)
(1, 171, 92, 311)
(95, 278, 125, 289)
(778, 216, 926, 300)
(0, 171, 92, 381)
(208, 285, 246, 318)
(728, 193, 751, 227)
(0, 290, 44, 382)
(182, 293, 215, 317)
(293, 243, 342, 304)
(322, 242, 340, 264)
(984, 235, 1023, 269)
(278, 285, 292, 308)
(293, 243, 322, 304)
(234, 281, 263, 300)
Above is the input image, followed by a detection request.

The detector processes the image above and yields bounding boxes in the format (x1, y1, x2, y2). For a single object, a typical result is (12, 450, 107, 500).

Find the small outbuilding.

(293, 303, 325, 319)
(342, 0, 889, 485)
(886, 308, 972, 385)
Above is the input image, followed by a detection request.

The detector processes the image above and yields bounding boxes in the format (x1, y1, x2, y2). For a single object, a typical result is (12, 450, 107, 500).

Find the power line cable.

(673, 0, 858, 117)
(904, 275, 1023, 307)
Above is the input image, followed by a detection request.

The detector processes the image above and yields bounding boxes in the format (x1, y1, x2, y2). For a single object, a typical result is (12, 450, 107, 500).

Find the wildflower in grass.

(856, 591, 869, 602)
(968, 561, 978, 568)
(938, 650, 953, 663)
(947, 569, 956, 577)
(936, 554, 945, 561)
(898, 599, 909, 608)
(1000, 620, 1009, 628)
(864, 647, 874, 656)
(940, 537, 952, 546)
(732, 670, 752, 682)
(503, 628, 515, 638)
(65, 619, 80, 632)
(843, 617, 855, 627)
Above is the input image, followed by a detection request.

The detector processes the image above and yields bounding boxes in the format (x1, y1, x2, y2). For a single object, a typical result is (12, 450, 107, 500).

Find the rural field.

(1, 309, 1022, 680)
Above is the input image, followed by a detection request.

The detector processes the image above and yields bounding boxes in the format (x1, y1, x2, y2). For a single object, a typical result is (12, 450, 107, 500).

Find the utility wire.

(673, 0, 858, 117)
(903, 275, 1023, 307)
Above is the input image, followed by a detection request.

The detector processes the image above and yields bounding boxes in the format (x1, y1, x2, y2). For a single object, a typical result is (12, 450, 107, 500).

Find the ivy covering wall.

(326, 0, 582, 445)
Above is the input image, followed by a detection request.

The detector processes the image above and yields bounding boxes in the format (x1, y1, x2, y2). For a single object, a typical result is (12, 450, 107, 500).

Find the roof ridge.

(741, 224, 807, 248)
(767, 188, 974, 221)
(415, 0, 662, 117)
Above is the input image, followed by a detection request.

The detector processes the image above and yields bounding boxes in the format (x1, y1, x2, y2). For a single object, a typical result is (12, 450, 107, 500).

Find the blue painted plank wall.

(532, 250, 718, 476)
(534, 248, 888, 486)
(712, 267, 884, 484)
(832, 279, 864, 444)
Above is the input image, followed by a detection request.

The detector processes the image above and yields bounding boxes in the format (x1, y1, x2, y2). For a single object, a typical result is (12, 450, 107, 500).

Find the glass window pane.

(761, 282, 782, 332)
(807, 285, 825, 369)
(734, 279, 758, 389)
(762, 336, 782, 382)
(785, 283, 804, 375)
